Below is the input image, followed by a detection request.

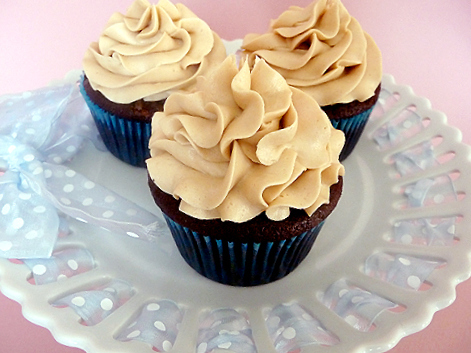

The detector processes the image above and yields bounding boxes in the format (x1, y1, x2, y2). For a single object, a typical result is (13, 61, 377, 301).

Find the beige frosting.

(147, 56, 345, 223)
(242, 0, 382, 106)
(83, 0, 226, 103)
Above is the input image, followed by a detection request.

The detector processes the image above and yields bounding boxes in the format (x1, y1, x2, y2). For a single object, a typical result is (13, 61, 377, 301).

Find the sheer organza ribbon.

(0, 83, 164, 259)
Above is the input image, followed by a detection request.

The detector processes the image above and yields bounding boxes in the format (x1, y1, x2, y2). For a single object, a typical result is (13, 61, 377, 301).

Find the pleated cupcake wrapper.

(163, 214, 325, 286)
(79, 80, 151, 168)
(329, 106, 374, 161)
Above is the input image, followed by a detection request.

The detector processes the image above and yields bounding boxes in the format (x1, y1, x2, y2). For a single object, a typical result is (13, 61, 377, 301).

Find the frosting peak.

(147, 56, 345, 223)
(83, 0, 226, 103)
(242, 0, 382, 106)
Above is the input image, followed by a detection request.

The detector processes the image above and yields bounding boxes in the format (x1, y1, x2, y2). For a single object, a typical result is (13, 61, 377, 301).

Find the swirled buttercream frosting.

(147, 56, 345, 223)
(241, 0, 382, 106)
(83, 0, 226, 104)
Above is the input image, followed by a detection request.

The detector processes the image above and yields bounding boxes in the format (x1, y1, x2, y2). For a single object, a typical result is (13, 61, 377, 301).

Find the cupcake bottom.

(80, 76, 163, 167)
(329, 107, 373, 161)
(322, 84, 381, 161)
(165, 214, 325, 286)
(148, 174, 343, 287)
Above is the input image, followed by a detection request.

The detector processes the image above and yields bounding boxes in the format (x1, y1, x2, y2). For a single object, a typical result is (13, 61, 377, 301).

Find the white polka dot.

(219, 330, 240, 336)
(127, 330, 140, 339)
(154, 321, 166, 331)
(105, 195, 115, 203)
(33, 264, 47, 276)
(63, 184, 74, 193)
(66, 145, 77, 153)
(411, 190, 423, 200)
(12, 218, 25, 230)
(218, 342, 232, 349)
(268, 315, 281, 327)
(57, 274, 68, 281)
(162, 340, 172, 352)
(23, 154, 35, 162)
(65, 170, 76, 178)
(302, 313, 313, 321)
(210, 320, 222, 329)
(126, 232, 139, 238)
(0, 241, 13, 252)
(7, 145, 16, 153)
(32, 166, 43, 175)
(25, 128, 35, 135)
(44, 169, 53, 178)
(60, 197, 72, 205)
(399, 257, 411, 266)
(71, 296, 86, 307)
(407, 275, 421, 289)
(102, 210, 114, 218)
(403, 120, 413, 129)
(32, 114, 41, 122)
(67, 260, 79, 271)
(100, 298, 114, 311)
(282, 327, 296, 340)
(434, 194, 445, 204)
(53, 156, 63, 164)
(345, 315, 360, 327)
(84, 181, 95, 189)
(351, 296, 364, 304)
(401, 234, 413, 244)
(82, 198, 93, 206)
(81, 124, 91, 132)
(147, 303, 161, 311)
(339, 289, 349, 298)
(126, 209, 137, 216)
(197, 342, 208, 353)
(33, 205, 47, 214)
(1, 204, 11, 215)
(25, 230, 39, 239)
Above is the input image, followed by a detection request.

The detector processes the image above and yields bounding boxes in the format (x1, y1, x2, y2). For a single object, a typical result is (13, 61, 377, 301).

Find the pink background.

(1, 1, 471, 352)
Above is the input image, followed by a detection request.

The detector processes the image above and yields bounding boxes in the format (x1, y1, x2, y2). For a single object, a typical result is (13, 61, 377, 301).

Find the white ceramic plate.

(1, 40, 471, 353)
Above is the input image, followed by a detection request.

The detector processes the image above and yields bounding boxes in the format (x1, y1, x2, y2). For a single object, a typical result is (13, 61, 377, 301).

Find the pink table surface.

(1, 1, 471, 352)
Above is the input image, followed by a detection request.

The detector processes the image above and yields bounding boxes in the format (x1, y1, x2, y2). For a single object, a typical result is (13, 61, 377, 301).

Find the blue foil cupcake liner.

(163, 214, 325, 286)
(329, 106, 374, 161)
(79, 80, 151, 167)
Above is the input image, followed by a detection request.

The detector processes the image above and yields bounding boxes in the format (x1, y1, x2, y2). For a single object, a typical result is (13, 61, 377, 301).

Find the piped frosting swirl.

(242, 0, 382, 106)
(83, 0, 226, 103)
(147, 56, 345, 223)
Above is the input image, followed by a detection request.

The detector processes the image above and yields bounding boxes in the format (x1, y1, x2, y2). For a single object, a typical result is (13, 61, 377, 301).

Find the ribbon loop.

(0, 82, 165, 259)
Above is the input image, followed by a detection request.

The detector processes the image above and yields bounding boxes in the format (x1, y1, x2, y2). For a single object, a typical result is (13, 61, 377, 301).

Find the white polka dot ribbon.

(197, 309, 256, 353)
(0, 84, 164, 259)
(321, 279, 397, 332)
(118, 300, 184, 352)
(266, 303, 339, 351)
(53, 279, 133, 326)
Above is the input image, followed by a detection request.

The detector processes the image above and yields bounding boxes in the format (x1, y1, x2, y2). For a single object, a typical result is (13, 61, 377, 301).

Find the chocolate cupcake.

(80, 0, 226, 167)
(147, 56, 345, 286)
(242, 0, 382, 160)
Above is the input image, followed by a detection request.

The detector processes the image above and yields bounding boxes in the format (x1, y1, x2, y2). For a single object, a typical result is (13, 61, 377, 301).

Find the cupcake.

(147, 56, 345, 286)
(80, 0, 226, 167)
(241, 0, 382, 161)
